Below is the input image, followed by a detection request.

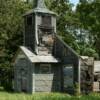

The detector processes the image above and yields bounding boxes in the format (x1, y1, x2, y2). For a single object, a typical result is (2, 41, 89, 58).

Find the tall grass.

(0, 91, 100, 100)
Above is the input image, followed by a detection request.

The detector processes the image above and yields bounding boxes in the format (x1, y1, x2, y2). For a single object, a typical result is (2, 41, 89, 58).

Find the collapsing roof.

(20, 46, 59, 63)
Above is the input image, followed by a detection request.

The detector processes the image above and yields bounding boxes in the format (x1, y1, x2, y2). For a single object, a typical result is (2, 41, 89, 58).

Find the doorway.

(63, 65, 74, 92)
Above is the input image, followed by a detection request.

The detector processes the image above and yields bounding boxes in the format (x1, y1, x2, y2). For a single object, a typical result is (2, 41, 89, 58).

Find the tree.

(76, 0, 100, 59)
(45, 0, 100, 58)
(45, 0, 79, 47)
(0, 0, 31, 90)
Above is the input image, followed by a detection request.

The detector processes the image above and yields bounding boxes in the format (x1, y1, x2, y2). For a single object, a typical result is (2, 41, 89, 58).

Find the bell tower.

(23, 0, 56, 55)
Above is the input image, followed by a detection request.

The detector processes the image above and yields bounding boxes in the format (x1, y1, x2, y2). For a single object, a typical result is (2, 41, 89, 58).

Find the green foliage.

(45, 0, 99, 59)
(46, 0, 67, 31)
(0, 91, 100, 100)
(0, 0, 31, 90)
(45, 0, 80, 54)
(74, 83, 80, 96)
(82, 47, 99, 59)
(76, 0, 100, 58)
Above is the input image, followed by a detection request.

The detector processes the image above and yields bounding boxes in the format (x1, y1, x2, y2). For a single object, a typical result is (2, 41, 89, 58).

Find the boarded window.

(40, 64, 51, 74)
(42, 16, 51, 26)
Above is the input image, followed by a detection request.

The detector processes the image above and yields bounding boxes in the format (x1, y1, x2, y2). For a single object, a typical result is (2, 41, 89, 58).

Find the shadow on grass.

(0, 87, 20, 94)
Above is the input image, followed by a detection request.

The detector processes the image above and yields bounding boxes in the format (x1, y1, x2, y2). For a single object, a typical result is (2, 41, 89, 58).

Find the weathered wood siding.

(14, 52, 33, 93)
(33, 64, 61, 92)
(51, 16, 56, 33)
(94, 61, 100, 73)
(54, 36, 79, 91)
(35, 14, 56, 54)
(34, 74, 53, 92)
(24, 14, 35, 51)
(36, 13, 56, 29)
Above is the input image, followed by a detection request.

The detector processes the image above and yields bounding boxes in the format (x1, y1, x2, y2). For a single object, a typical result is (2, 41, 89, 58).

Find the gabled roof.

(23, 8, 56, 16)
(20, 46, 59, 63)
(23, 0, 56, 16)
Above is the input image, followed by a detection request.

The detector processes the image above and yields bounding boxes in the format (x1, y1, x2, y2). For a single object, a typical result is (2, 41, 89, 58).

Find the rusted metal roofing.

(20, 46, 59, 63)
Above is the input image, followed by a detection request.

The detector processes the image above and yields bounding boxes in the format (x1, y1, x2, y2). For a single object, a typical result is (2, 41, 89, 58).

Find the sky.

(70, 0, 79, 10)
(70, 0, 79, 6)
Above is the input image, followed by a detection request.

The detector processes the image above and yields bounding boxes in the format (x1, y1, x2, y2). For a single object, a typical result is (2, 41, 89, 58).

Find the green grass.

(0, 91, 100, 100)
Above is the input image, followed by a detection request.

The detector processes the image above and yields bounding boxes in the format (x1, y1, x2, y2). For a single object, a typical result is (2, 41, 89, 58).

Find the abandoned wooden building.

(13, 0, 94, 94)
